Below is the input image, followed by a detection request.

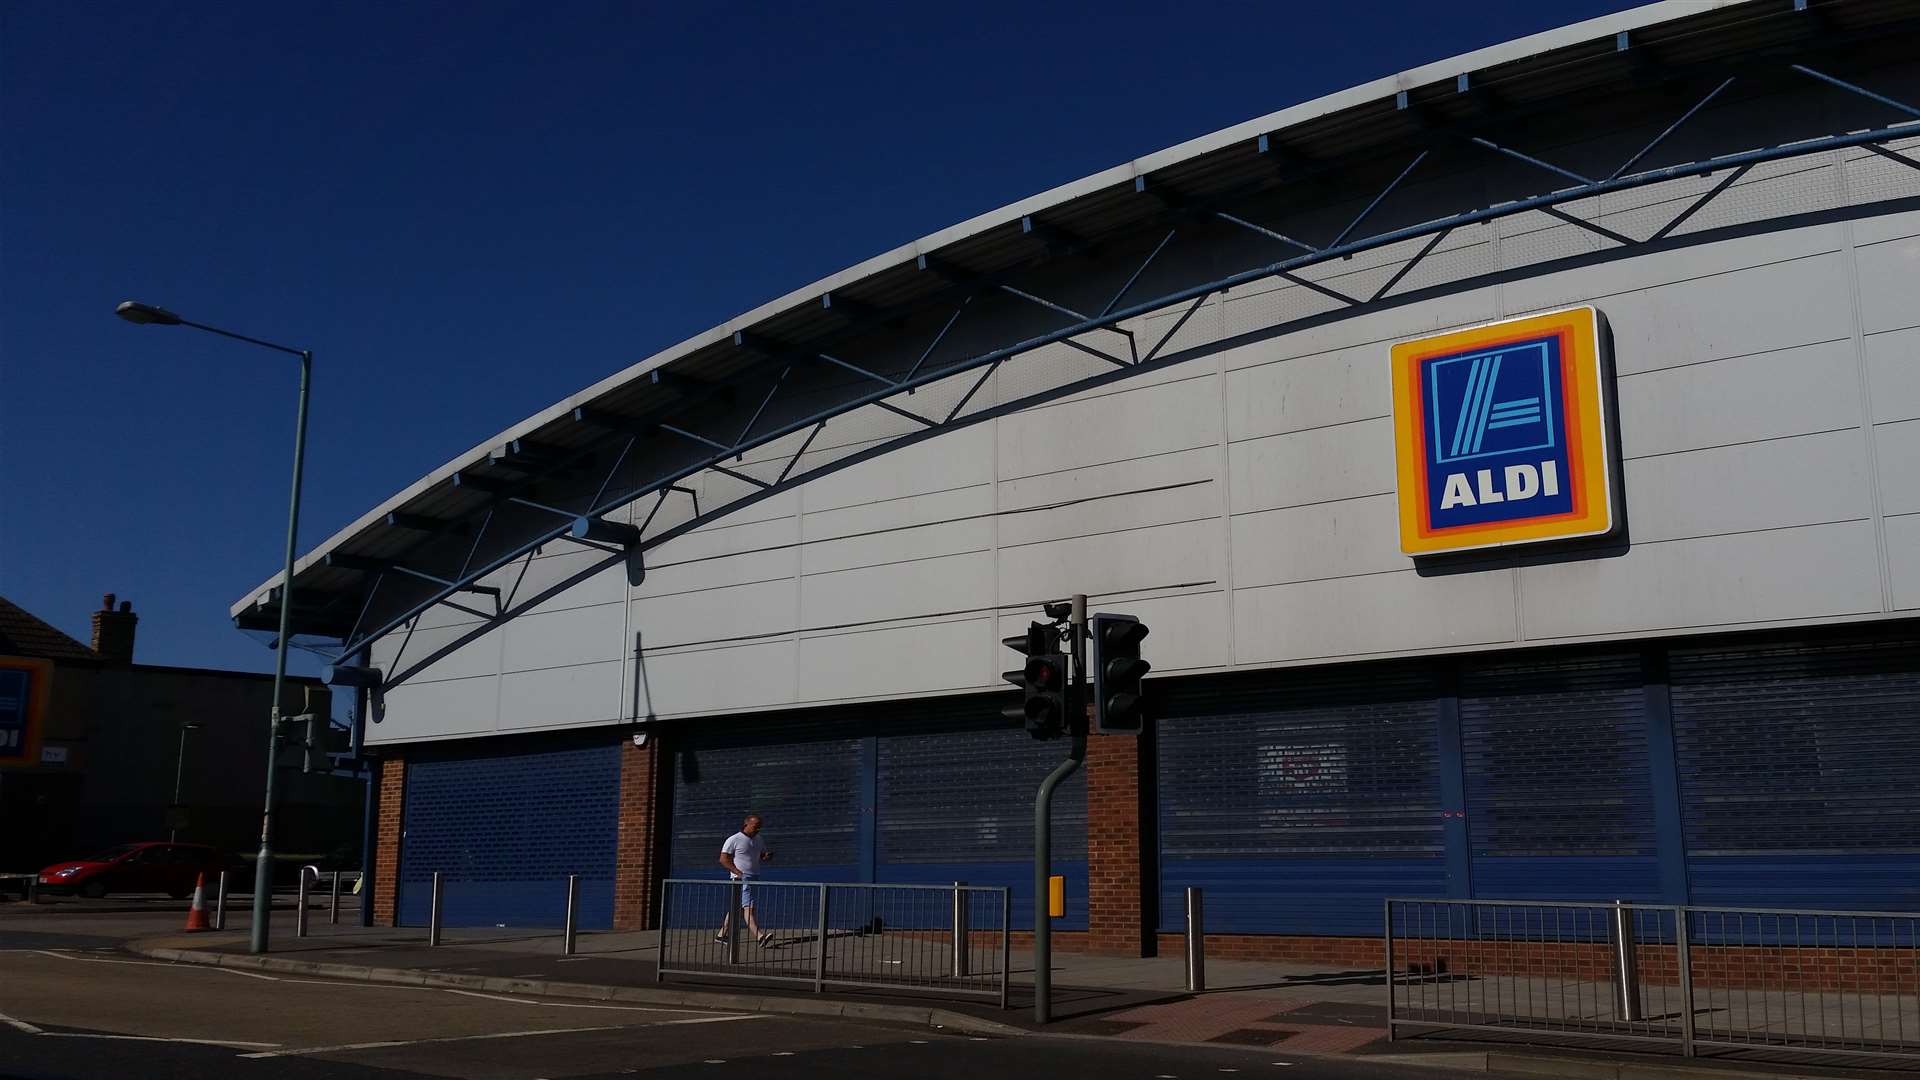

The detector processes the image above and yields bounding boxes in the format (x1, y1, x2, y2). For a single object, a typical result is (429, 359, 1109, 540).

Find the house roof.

(0, 595, 97, 662)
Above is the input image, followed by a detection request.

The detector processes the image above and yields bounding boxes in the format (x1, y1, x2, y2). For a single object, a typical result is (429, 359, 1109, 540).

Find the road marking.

(212, 966, 281, 981)
(37, 1032, 281, 1049)
(240, 1026, 625, 1059)
(440, 989, 706, 1013)
(31, 950, 177, 968)
(238, 1015, 761, 1059)
(772, 1051, 795, 1056)
(0, 1010, 44, 1034)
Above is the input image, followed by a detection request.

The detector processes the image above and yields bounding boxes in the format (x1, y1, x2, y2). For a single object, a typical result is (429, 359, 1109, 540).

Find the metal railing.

(657, 878, 1011, 1008)
(1387, 897, 1920, 1063)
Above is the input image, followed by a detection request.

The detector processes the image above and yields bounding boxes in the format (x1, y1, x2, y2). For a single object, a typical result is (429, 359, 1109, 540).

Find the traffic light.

(1090, 613, 1150, 734)
(1002, 622, 1068, 740)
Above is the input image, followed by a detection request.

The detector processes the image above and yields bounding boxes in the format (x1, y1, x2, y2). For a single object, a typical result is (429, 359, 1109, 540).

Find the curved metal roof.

(233, 0, 1920, 676)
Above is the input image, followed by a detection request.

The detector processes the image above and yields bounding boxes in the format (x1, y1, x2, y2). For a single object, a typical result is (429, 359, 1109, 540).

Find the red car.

(36, 842, 230, 900)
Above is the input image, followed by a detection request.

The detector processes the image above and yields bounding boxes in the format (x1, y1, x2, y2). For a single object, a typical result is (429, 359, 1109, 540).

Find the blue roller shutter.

(397, 738, 619, 929)
(1671, 633, 1920, 909)
(1459, 651, 1658, 902)
(877, 720, 1087, 931)
(670, 728, 863, 884)
(1157, 665, 1445, 934)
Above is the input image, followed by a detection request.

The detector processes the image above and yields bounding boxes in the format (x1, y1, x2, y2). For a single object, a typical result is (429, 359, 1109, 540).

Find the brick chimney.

(90, 593, 137, 664)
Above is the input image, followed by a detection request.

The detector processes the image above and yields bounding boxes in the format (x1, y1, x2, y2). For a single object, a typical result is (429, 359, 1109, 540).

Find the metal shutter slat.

(1158, 665, 1445, 934)
(1671, 635, 1920, 908)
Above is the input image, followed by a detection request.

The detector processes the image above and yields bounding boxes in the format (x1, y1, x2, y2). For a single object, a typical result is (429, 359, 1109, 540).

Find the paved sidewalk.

(137, 920, 1390, 1038)
(125, 921, 1907, 1078)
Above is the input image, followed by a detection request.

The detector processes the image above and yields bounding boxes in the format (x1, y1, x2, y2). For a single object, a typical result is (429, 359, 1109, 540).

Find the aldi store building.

(241, 1, 1920, 957)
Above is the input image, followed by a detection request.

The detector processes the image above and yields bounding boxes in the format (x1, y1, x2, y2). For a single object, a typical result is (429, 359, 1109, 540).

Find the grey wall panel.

(1233, 569, 1517, 665)
(1614, 339, 1862, 458)
(1230, 494, 1402, 589)
(799, 424, 994, 512)
(1847, 199, 1920, 247)
(498, 661, 622, 730)
(800, 549, 991, 627)
(643, 640, 797, 716)
(800, 502, 993, 577)
(1219, 283, 1498, 374)
(1621, 430, 1874, 544)
(1227, 417, 1395, 515)
(996, 447, 1218, 548)
(1865, 327, 1920, 424)
(796, 618, 993, 702)
(996, 374, 1220, 479)
(1222, 278, 1350, 338)
(380, 674, 500, 740)
(375, 618, 502, 684)
(1877, 421, 1920, 517)
(1854, 234, 1920, 336)
(1519, 521, 1883, 640)
(1886, 515, 1920, 611)
(497, 548, 627, 614)
(500, 601, 624, 674)
(632, 578, 797, 650)
(1224, 343, 1391, 443)
(1507, 246, 1850, 378)
(997, 517, 1223, 605)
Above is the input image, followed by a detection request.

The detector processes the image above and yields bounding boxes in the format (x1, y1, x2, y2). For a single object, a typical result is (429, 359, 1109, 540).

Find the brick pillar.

(371, 756, 405, 926)
(1086, 731, 1152, 955)
(612, 734, 663, 931)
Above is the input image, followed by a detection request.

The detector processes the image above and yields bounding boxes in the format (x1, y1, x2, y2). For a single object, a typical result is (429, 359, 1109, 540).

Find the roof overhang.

(230, 0, 1920, 674)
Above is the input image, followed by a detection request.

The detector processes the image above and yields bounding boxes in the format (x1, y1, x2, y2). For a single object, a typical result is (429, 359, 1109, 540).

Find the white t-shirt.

(721, 831, 767, 877)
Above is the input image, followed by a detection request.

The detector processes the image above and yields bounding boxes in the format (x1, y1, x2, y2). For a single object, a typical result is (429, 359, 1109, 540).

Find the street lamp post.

(170, 720, 203, 843)
(116, 300, 311, 955)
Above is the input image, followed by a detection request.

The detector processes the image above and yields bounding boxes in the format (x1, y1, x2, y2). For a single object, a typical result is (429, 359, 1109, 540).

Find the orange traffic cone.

(183, 873, 212, 932)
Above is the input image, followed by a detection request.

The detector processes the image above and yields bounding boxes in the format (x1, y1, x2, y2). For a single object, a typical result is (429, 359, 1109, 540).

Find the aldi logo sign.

(1391, 306, 1617, 556)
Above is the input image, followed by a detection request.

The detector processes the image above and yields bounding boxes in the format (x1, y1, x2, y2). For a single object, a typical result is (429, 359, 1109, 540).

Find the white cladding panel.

(365, 185, 1920, 745)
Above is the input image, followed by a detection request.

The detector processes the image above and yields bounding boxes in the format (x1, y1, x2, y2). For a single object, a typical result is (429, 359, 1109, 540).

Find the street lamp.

(116, 299, 311, 955)
(170, 721, 203, 843)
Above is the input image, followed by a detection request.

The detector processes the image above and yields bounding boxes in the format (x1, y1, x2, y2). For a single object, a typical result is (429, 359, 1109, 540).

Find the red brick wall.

(612, 735, 662, 931)
(371, 755, 405, 926)
(1086, 733, 1151, 956)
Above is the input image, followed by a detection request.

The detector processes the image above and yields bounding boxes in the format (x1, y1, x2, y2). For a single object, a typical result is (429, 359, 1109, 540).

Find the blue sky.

(1, 1, 1633, 675)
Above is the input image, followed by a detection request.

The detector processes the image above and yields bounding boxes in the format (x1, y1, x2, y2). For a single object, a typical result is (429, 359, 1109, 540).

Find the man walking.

(717, 813, 775, 947)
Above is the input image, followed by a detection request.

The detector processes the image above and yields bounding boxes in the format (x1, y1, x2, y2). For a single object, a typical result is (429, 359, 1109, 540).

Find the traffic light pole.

(1033, 593, 1087, 1024)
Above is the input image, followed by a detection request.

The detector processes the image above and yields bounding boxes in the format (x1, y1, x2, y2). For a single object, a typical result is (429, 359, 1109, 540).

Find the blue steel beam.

(308, 97, 1920, 678)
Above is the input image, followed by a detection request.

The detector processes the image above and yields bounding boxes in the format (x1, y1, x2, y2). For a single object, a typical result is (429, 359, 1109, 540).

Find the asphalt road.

(0, 912, 1473, 1080)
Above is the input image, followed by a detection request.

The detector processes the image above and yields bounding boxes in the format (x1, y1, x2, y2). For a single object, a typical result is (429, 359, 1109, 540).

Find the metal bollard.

(428, 871, 444, 947)
(1185, 887, 1206, 992)
(727, 879, 743, 965)
(214, 870, 229, 931)
(563, 874, 579, 957)
(1611, 899, 1644, 1022)
(330, 871, 342, 925)
(296, 867, 312, 938)
(813, 884, 829, 993)
(951, 881, 969, 978)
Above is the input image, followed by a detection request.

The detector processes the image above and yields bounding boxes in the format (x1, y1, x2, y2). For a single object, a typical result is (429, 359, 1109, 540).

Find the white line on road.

(440, 989, 710, 1013)
(211, 966, 281, 981)
(37, 1032, 281, 1049)
(238, 1015, 763, 1060)
(240, 1026, 628, 1059)
(0, 1010, 44, 1034)
(31, 949, 178, 968)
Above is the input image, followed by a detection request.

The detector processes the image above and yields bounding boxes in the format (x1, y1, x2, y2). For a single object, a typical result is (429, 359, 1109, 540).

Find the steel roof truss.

(285, 45, 1920, 682)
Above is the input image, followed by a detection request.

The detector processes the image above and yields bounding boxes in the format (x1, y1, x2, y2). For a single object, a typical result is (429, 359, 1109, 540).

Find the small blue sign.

(1423, 335, 1574, 531)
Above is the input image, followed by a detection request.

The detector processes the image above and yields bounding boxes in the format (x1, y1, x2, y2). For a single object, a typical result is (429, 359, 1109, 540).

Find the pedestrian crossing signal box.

(1048, 874, 1065, 918)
